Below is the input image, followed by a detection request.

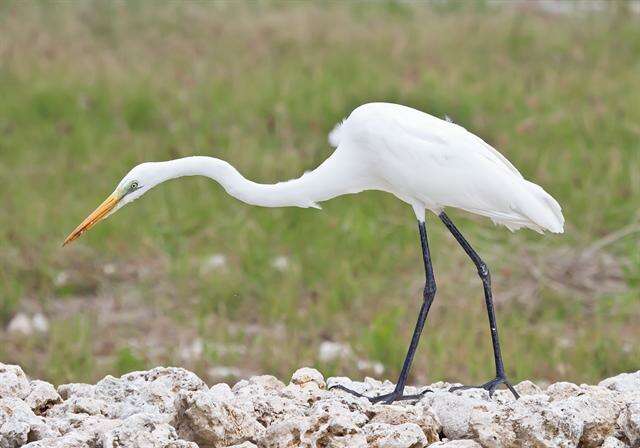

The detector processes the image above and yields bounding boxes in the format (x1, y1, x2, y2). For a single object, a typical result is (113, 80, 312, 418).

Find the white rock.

(226, 442, 258, 448)
(54, 272, 69, 287)
(200, 253, 227, 273)
(422, 389, 496, 440)
(101, 413, 197, 448)
(2, 363, 640, 448)
(50, 367, 207, 421)
(271, 256, 289, 271)
(357, 359, 385, 376)
(56, 383, 93, 401)
(209, 383, 235, 402)
(102, 263, 117, 275)
(601, 436, 630, 448)
(298, 399, 369, 447)
(514, 379, 542, 396)
(0, 363, 30, 400)
(31, 313, 49, 333)
(45, 414, 119, 442)
(95, 366, 207, 419)
(562, 386, 624, 447)
(471, 394, 583, 448)
(6, 313, 33, 336)
(23, 432, 94, 448)
(290, 367, 326, 389)
(281, 382, 326, 407)
(599, 371, 640, 393)
(233, 378, 307, 427)
(369, 404, 440, 443)
(261, 416, 311, 448)
(208, 366, 242, 378)
(363, 422, 428, 448)
(318, 341, 353, 362)
(246, 375, 285, 391)
(173, 389, 265, 446)
(430, 440, 482, 448)
(0, 398, 56, 447)
(617, 401, 640, 446)
(46, 395, 109, 417)
(25, 380, 61, 415)
(546, 381, 582, 401)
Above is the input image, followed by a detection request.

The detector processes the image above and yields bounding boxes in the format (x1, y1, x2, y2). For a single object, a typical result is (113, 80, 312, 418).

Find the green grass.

(0, 2, 638, 387)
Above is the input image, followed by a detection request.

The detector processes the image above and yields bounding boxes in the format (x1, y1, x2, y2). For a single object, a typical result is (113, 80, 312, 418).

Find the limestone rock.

(471, 394, 583, 448)
(0, 364, 30, 401)
(208, 383, 235, 402)
(25, 381, 61, 415)
(94, 366, 207, 419)
(290, 367, 326, 389)
(2, 363, 640, 448)
(173, 389, 264, 447)
(226, 443, 258, 448)
(363, 422, 428, 448)
(601, 436, 629, 448)
(599, 371, 640, 393)
(22, 432, 94, 448)
(514, 379, 542, 396)
(261, 416, 309, 448)
(45, 414, 119, 442)
(422, 389, 497, 440)
(546, 381, 582, 401)
(6, 314, 33, 336)
(101, 413, 198, 448)
(561, 386, 625, 447)
(299, 397, 369, 446)
(431, 440, 483, 448)
(50, 366, 207, 422)
(233, 376, 307, 427)
(617, 401, 640, 446)
(0, 398, 56, 447)
(369, 404, 441, 443)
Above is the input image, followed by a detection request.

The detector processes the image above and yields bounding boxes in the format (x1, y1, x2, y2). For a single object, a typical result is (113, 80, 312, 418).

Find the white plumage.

(322, 102, 562, 233)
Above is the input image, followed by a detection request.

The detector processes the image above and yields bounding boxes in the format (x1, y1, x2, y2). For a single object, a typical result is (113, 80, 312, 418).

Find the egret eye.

(129, 181, 139, 191)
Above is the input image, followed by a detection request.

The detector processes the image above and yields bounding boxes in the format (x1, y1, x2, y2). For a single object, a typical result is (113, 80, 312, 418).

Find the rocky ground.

(0, 363, 639, 448)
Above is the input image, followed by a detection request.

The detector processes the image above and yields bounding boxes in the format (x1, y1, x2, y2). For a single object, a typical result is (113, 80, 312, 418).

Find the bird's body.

(326, 103, 563, 232)
(64, 102, 564, 403)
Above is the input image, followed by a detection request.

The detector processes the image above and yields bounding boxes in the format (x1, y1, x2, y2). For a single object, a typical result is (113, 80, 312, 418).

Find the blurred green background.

(0, 1, 638, 387)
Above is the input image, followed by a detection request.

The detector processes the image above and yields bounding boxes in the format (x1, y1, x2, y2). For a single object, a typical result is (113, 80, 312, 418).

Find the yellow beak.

(63, 193, 119, 246)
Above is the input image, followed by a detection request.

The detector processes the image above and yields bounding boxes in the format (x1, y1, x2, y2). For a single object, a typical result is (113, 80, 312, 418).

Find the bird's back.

(332, 103, 564, 233)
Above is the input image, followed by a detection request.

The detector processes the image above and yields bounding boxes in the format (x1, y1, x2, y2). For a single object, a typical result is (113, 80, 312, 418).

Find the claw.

(330, 384, 432, 404)
(328, 384, 368, 399)
(449, 376, 520, 399)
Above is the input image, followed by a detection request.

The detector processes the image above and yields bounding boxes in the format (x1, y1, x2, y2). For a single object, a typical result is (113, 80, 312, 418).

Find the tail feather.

(521, 181, 565, 233)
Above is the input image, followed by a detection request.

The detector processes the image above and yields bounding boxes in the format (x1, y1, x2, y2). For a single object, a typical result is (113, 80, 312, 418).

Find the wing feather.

(392, 107, 522, 179)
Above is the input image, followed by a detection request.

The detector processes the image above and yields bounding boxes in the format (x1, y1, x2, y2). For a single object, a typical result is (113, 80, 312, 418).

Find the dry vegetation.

(0, 2, 638, 387)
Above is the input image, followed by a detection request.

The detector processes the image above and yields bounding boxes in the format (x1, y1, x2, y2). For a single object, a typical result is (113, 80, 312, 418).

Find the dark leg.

(439, 212, 519, 399)
(331, 220, 437, 404)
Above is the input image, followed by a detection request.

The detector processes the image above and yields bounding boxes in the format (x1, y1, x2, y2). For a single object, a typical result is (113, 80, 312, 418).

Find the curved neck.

(152, 154, 366, 209)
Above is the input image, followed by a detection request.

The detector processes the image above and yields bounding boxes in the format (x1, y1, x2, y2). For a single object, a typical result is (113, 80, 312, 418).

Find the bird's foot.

(330, 384, 432, 404)
(449, 376, 520, 399)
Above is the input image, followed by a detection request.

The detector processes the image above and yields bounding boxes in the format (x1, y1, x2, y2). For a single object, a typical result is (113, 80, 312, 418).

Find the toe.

(330, 384, 367, 398)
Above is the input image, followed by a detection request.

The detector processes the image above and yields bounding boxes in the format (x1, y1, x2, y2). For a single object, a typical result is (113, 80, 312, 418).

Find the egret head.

(63, 162, 162, 246)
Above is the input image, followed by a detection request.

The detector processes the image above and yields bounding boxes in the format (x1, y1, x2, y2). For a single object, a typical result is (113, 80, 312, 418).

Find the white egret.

(64, 102, 564, 403)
